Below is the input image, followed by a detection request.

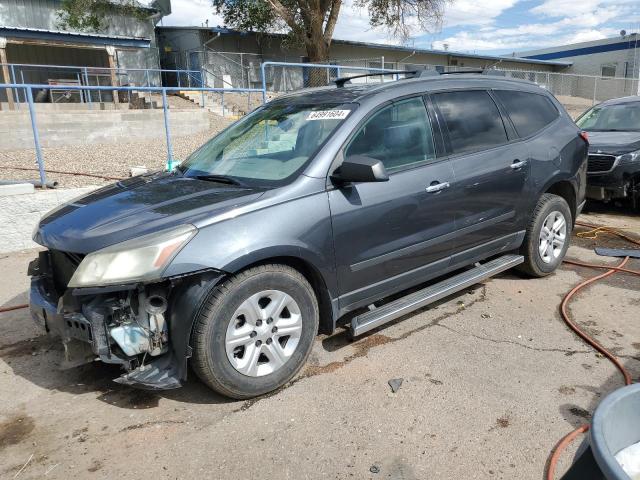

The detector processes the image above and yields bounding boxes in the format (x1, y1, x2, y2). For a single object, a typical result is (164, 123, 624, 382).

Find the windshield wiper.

(194, 174, 246, 186)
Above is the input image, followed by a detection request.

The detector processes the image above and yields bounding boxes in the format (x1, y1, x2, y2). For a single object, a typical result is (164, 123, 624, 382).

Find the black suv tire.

(191, 264, 319, 399)
(518, 193, 572, 277)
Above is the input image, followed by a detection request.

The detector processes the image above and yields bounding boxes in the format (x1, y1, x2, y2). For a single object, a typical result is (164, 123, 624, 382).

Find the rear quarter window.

(494, 90, 559, 138)
(433, 90, 509, 155)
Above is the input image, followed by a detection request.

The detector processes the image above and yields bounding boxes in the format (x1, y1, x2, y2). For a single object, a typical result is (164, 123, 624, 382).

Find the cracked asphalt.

(0, 204, 638, 480)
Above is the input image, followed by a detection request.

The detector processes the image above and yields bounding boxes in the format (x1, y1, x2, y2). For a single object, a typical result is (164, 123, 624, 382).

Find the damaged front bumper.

(28, 251, 220, 390)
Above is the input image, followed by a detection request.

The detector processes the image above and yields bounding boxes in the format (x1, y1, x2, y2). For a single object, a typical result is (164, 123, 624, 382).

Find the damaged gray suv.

(29, 71, 588, 398)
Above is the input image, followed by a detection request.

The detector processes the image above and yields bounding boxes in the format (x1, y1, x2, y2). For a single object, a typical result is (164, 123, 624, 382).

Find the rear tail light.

(579, 131, 589, 144)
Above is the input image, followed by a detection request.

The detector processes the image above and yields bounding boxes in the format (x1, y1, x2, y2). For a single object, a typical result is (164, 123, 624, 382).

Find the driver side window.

(345, 97, 436, 173)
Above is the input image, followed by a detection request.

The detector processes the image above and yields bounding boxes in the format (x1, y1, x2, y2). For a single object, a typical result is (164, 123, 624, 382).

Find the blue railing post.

(177, 72, 181, 88)
(261, 63, 267, 103)
(221, 91, 224, 117)
(76, 72, 84, 103)
(25, 87, 47, 187)
(161, 89, 175, 171)
(145, 69, 150, 87)
(336, 66, 341, 78)
(201, 90, 205, 108)
(83, 67, 92, 109)
(10, 64, 19, 107)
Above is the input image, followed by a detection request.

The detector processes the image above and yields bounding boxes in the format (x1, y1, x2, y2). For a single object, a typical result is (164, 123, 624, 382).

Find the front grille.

(587, 154, 616, 173)
(49, 250, 84, 294)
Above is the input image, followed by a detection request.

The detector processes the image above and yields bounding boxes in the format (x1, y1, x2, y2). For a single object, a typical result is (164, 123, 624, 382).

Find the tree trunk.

(304, 29, 331, 87)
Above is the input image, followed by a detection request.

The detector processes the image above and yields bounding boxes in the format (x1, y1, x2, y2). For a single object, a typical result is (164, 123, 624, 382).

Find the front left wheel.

(191, 264, 319, 399)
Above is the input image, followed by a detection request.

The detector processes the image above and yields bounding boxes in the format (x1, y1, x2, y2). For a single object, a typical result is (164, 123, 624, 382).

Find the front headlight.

(619, 149, 640, 165)
(69, 224, 197, 288)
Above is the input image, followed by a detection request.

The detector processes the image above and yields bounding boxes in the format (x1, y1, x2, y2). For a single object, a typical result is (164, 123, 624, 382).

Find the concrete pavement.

(0, 208, 638, 480)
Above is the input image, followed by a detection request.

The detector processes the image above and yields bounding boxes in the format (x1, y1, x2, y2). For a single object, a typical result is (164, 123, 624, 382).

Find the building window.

(601, 64, 617, 78)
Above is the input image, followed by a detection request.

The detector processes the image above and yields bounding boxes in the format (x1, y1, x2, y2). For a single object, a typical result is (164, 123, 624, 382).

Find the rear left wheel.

(191, 264, 319, 399)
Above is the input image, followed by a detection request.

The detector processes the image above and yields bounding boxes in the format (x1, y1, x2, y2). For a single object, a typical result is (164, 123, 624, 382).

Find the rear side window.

(433, 90, 508, 155)
(494, 90, 559, 138)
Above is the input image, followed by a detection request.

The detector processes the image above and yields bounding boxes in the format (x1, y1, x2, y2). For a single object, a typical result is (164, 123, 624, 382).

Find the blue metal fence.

(0, 83, 265, 185)
(1, 63, 204, 107)
(0, 61, 404, 188)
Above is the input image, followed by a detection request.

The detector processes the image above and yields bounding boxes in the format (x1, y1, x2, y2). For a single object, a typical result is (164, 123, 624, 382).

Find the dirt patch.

(87, 460, 103, 472)
(120, 420, 185, 432)
(0, 335, 58, 358)
(569, 406, 591, 420)
(496, 416, 511, 428)
(559, 386, 576, 395)
(0, 414, 35, 450)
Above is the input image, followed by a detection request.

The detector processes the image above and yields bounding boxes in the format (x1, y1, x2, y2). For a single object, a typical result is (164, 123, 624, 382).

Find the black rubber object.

(595, 247, 640, 259)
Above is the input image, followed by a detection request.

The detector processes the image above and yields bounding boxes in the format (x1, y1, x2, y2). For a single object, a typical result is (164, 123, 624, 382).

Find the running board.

(350, 254, 523, 337)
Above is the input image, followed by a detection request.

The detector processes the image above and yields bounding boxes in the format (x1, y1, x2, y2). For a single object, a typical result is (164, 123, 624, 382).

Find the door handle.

(425, 181, 450, 193)
(510, 160, 527, 170)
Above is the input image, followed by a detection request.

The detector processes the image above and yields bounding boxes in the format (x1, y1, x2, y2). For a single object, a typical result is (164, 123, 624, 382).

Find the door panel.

(432, 90, 530, 254)
(328, 96, 456, 310)
(329, 162, 456, 308)
(448, 144, 529, 253)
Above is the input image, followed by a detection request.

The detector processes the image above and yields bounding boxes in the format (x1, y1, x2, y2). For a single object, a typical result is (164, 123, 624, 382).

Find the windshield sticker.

(307, 110, 351, 121)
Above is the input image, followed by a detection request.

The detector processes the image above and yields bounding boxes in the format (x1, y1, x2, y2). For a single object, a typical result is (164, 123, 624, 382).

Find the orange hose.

(547, 425, 591, 480)
(560, 256, 633, 386)
(546, 221, 638, 480)
(575, 220, 640, 246)
(0, 304, 28, 313)
(564, 258, 640, 276)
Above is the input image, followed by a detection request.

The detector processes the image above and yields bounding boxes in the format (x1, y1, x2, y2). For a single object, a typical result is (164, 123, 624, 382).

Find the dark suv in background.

(29, 72, 588, 398)
(576, 96, 640, 209)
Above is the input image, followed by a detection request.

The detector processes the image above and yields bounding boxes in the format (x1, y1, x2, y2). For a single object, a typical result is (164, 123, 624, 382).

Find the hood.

(587, 131, 640, 156)
(36, 172, 266, 253)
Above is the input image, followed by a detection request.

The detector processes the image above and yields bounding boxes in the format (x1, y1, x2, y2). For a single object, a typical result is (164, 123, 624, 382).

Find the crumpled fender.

(168, 271, 225, 381)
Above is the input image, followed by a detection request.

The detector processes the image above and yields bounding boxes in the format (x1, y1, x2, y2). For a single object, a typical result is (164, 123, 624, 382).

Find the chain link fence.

(261, 61, 413, 94)
(497, 69, 640, 106)
(202, 51, 264, 89)
(261, 57, 639, 112)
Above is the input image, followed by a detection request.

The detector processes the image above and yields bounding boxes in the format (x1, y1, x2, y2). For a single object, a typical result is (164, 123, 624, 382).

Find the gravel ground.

(0, 208, 638, 479)
(0, 112, 234, 188)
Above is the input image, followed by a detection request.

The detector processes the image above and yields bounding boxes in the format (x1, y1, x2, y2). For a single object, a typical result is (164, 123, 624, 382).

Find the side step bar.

(350, 254, 524, 337)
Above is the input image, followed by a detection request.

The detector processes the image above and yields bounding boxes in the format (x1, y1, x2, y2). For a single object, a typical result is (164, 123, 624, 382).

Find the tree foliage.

(213, 0, 448, 61)
(57, 0, 149, 32)
(359, 0, 447, 42)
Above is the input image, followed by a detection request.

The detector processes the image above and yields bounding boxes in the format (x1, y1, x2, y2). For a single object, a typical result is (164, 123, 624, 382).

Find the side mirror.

(331, 155, 389, 183)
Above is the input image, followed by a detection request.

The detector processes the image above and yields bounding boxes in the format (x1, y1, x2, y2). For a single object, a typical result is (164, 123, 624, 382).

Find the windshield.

(178, 102, 355, 187)
(576, 102, 640, 131)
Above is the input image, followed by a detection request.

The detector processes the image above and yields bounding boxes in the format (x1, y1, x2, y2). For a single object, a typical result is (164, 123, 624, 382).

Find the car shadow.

(582, 199, 639, 218)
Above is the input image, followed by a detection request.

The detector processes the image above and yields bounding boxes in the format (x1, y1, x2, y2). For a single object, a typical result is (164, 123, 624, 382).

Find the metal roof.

(0, 27, 151, 48)
(330, 38, 572, 67)
(156, 26, 572, 67)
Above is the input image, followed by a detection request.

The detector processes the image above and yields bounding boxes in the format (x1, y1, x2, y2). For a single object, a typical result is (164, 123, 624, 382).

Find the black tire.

(191, 264, 319, 399)
(518, 193, 573, 277)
